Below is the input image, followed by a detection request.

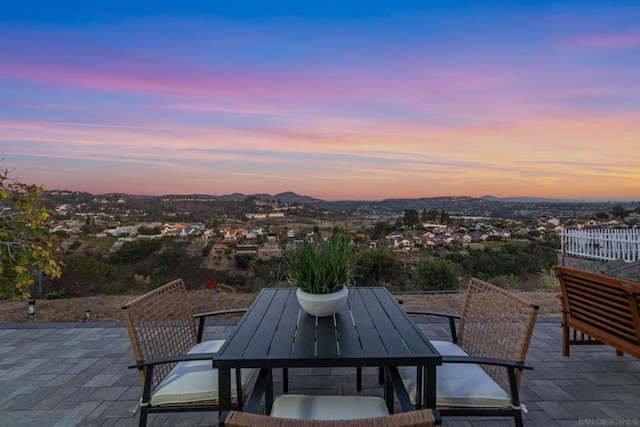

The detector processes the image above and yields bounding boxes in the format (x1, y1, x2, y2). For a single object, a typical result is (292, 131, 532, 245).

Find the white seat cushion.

(399, 340, 512, 408)
(271, 394, 390, 420)
(150, 340, 258, 406)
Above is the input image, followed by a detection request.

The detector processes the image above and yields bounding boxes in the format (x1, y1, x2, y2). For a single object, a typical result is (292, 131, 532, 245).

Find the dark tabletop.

(215, 287, 441, 369)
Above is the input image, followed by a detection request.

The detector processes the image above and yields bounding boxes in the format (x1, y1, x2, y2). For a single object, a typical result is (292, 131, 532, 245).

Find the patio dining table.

(214, 287, 441, 420)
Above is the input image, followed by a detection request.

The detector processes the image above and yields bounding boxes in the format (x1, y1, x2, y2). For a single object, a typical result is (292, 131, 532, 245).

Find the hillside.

(0, 289, 562, 323)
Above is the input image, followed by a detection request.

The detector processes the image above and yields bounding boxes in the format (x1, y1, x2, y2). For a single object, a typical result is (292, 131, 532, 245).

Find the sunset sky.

(1, 1, 639, 201)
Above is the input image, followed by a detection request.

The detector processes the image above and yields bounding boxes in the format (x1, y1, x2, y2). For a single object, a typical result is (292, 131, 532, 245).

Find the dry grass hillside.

(0, 288, 562, 323)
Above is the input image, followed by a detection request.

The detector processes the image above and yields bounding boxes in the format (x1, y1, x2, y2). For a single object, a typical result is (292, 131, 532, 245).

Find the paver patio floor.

(1, 318, 639, 426)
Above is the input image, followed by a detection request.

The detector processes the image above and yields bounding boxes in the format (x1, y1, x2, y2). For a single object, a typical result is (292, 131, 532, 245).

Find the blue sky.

(1, 1, 639, 200)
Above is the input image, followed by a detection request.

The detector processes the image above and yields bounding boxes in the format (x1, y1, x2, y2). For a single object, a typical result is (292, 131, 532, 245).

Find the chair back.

(121, 279, 199, 390)
(457, 278, 539, 391)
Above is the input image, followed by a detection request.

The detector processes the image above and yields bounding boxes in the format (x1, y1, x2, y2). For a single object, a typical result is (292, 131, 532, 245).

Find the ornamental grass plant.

(283, 237, 360, 294)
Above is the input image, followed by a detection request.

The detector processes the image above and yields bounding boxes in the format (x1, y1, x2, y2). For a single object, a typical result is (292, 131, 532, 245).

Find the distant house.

(162, 222, 188, 236)
(223, 228, 247, 241)
(399, 238, 412, 250)
(547, 217, 561, 226)
(106, 225, 138, 237)
(202, 229, 217, 239)
(184, 223, 205, 236)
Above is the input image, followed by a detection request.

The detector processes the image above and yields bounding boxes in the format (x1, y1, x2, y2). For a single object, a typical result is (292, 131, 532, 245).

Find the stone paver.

(0, 318, 639, 426)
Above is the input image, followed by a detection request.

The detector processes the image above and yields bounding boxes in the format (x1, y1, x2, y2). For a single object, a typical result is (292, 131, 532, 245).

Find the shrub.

(414, 258, 462, 291)
(107, 239, 162, 264)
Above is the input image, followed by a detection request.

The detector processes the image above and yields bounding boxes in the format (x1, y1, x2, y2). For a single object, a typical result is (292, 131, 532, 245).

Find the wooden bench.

(555, 265, 640, 358)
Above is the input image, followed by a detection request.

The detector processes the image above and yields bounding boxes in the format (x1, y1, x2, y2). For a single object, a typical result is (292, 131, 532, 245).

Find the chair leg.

(515, 411, 524, 427)
(562, 324, 570, 356)
(138, 407, 148, 427)
(282, 368, 289, 393)
(356, 367, 362, 391)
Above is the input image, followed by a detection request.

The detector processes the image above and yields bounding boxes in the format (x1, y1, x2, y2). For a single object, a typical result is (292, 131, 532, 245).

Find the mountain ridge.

(48, 190, 638, 204)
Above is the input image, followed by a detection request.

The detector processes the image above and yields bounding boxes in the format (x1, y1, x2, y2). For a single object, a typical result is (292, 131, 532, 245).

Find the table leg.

(383, 367, 394, 414)
(415, 366, 423, 410)
(266, 369, 274, 415)
(424, 365, 437, 409)
(218, 367, 232, 421)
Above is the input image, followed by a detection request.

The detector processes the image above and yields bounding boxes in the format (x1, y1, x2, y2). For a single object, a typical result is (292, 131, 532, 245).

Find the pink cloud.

(557, 30, 640, 51)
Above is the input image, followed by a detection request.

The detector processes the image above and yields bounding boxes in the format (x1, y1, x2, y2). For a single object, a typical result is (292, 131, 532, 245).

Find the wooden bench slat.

(566, 296, 635, 330)
(568, 311, 637, 343)
(565, 281, 630, 306)
(566, 293, 633, 317)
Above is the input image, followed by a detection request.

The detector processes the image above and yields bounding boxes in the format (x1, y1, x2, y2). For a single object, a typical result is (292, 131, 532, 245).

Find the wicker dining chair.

(121, 278, 259, 427)
(222, 399, 440, 426)
(398, 278, 539, 427)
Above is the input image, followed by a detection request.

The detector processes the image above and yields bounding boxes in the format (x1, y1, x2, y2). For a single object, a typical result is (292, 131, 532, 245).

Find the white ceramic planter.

(296, 285, 349, 317)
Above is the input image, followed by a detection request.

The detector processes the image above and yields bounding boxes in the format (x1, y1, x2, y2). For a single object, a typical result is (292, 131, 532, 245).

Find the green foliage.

(492, 273, 521, 289)
(201, 241, 214, 256)
(234, 253, 252, 269)
(107, 239, 163, 264)
(138, 225, 162, 235)
(0, 168, 62, 298)
(103, 279, 134, 295)
(356, 247, 402, 285)
(60, 254, 115, 282)
(283, 237, 360, 294)
(68, 239, 82, 251)
(268, 261, 287, 287)
(154, 250, 181, 273)
(369, 221, 395, 240)
(445, 241, 558, 281)
(403, 209, 420, 228)
(611, 205, 628, 219)
(423, 208, 439, 222)
(414, 258, 461, 291)
(48, 252, 132, 297)
(538, 268, 560, 289)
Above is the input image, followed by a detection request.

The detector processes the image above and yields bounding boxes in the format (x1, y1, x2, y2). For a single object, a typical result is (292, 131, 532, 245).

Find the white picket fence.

(562, 228, 640, 263)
